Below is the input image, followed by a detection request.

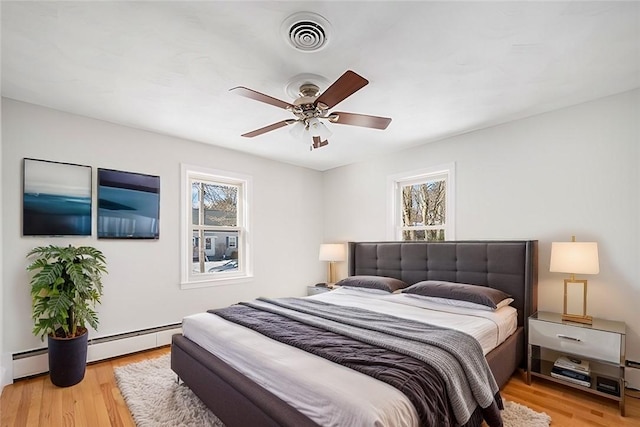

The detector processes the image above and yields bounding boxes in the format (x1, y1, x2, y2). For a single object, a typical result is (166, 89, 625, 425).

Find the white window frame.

(387, 163, 456, 241)
(180, 164, 253, 289)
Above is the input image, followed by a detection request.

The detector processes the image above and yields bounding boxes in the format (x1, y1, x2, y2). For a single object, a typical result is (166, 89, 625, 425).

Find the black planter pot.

(47, 329, 88, 387)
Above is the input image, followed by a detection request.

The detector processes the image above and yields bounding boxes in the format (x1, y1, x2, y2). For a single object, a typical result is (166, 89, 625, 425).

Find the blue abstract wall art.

(98, 168, 160, 239)
(23, 158, 92, 236)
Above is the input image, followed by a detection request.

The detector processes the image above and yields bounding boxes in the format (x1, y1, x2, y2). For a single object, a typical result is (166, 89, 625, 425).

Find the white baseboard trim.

(12, 324, 181, 381)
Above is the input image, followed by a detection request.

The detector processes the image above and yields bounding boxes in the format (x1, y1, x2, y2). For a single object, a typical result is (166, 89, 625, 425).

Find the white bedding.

(315, 287, 517, 355)
(181, 287, 518, 427)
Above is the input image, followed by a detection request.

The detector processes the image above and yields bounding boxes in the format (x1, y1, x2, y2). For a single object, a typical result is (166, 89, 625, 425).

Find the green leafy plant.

(27, 245, 107, 340)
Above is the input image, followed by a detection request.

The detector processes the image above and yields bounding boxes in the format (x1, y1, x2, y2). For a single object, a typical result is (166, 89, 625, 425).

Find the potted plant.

(27, 244, 107, 387)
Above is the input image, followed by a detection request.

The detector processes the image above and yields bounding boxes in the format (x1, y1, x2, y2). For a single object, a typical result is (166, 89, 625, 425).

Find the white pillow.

(339, 285, 392, 295)
(405, 294, 514, 311)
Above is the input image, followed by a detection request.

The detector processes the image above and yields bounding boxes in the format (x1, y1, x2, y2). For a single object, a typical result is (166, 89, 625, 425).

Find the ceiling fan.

(229, 70, 392, 150)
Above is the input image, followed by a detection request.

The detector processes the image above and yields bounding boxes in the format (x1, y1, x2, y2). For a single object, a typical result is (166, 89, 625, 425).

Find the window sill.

(180, 274, 254, 290)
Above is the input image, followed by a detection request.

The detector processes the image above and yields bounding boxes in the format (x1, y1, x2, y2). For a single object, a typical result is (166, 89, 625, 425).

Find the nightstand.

(307, 285, 332, 296)
(528, 311, 626, 415)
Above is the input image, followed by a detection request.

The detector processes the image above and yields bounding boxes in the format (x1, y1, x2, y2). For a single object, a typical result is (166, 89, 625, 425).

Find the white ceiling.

(2, 2, 639, 171)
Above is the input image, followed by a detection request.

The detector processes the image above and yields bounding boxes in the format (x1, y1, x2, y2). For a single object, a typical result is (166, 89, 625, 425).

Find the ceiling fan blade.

(230, 86, 295, 110)
(328, 112, 392, 130)
(312, 136, 329, 149)
(315, 70, 368, 109)
(241, 120, 294, 138)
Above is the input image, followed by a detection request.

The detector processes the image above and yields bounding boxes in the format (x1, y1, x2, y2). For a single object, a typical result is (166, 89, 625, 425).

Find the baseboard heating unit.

(12, 324, 181, 380)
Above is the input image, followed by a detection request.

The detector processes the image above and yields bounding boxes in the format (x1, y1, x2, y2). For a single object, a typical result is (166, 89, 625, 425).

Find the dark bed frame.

(172, 240, 538, 427)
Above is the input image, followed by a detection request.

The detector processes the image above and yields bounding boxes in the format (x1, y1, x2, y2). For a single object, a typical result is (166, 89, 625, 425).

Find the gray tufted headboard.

(348, 240, 538, 332)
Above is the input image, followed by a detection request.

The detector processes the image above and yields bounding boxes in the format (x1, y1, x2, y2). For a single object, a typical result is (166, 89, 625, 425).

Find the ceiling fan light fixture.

(289, 120, 307, 141)
(317, 122, 332, 141)
(308, 118, 332, 140)
(289, 118, 332, 143)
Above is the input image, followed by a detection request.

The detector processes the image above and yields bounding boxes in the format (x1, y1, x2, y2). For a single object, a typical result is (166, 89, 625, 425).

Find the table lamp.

(319, 243, 346, 284)
(549, 236, 599, 324)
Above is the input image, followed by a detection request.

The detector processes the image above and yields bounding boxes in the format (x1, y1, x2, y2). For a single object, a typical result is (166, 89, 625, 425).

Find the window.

(387, 163, 455, 241)
(181, 164, 252, 288)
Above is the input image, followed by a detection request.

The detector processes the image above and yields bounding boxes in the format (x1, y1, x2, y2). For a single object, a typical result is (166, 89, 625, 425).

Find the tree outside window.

(401, 179, 446, 241)
(389, 164, 454, 241)
(191, 181, 240, 274)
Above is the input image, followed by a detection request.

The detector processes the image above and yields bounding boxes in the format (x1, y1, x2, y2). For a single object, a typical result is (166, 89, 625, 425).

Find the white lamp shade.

(308, 118, 332, 140)
(550, 242, 599, 274)
(289, 119, 332, 143)
(319, 243, 346, 262)
(289, 121, 307, 140)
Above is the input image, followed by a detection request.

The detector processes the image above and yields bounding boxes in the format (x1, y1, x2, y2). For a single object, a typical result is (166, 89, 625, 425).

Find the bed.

(171, 240, 538, 427)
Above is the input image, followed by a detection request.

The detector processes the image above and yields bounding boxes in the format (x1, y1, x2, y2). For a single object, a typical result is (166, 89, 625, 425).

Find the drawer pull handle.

(557, 334, 581, 342)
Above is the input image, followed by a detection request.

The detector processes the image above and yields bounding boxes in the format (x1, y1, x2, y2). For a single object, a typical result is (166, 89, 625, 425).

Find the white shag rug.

(501, 400, 551, 427)
(115, 354, 223, 427)
(115, 354, 551, 427)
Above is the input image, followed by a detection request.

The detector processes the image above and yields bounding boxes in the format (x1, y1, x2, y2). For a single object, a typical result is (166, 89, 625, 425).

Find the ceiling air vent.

(281, 12, 332, 52)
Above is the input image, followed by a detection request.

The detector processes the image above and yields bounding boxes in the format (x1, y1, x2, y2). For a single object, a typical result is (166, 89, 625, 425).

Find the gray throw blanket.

(241, 297, 501, 426)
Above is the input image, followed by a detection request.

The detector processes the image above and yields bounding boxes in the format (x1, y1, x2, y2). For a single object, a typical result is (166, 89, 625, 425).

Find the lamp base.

(562, 313, 593, 325)
(327, 261, 337, 284)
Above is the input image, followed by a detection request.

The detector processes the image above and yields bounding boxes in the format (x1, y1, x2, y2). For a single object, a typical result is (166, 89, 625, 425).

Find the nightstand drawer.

(529, 319, 621, 364)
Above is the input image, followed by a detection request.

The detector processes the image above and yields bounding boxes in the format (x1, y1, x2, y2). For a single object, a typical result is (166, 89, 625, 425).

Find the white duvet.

(181, 287, 517, 427)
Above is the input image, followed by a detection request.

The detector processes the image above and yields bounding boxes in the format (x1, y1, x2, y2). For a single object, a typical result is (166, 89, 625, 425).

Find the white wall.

(1, 98, 325, 362)
(323, 89, 640, 388)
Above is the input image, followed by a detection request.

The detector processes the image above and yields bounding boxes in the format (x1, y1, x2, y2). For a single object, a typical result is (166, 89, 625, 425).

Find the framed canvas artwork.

(97, 168, 160, 239)
(23, 158, 92, 236)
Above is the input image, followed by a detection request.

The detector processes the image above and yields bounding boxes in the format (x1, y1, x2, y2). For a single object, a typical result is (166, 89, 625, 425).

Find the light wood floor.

(502, 371, 640, 427)
(1, 347, 168, 427)
(1, 347, 639, 426)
